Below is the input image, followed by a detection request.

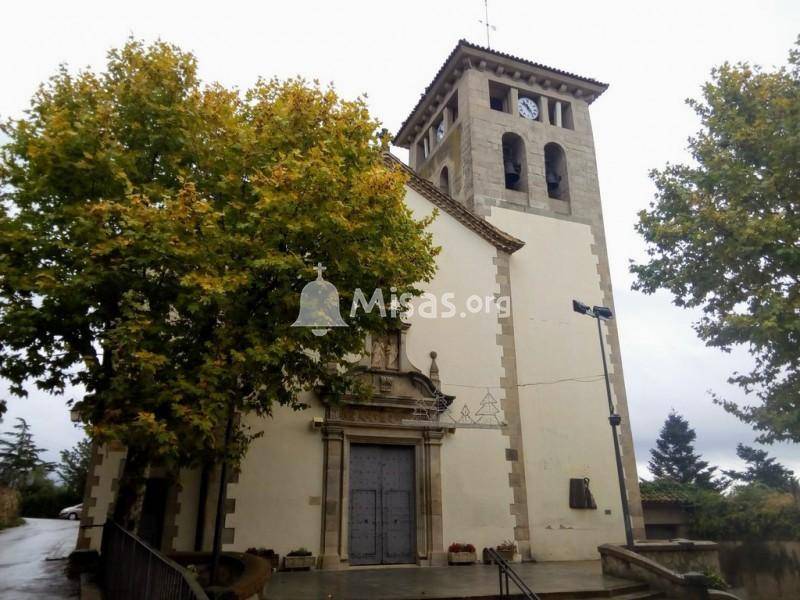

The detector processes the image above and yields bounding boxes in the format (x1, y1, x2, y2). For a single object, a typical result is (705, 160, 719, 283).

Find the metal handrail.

(101, 520, 209, 600)
(485, 548, 540, 600)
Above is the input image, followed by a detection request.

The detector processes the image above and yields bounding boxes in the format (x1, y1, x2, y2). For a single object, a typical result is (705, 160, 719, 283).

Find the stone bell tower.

(394, 39, 609, 221)
(394, 40, 646, 548)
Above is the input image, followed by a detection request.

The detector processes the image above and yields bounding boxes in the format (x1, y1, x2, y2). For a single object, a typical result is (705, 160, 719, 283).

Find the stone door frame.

(320, 424, 446, 570)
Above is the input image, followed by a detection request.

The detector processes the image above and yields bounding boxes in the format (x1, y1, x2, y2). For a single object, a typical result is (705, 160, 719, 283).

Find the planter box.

(283, 555, 315, 570)
(497, 549, 515, 562)
(483, 548, 515, 564)
(448, 551, 476, 565)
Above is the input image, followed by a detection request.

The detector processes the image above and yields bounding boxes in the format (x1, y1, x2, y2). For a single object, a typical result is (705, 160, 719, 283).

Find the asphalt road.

(0, 517, 80, 599)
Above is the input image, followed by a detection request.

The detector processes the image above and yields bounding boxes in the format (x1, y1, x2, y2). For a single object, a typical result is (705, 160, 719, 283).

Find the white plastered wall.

(404, 187, 517, 554)
(172, 467, 201, 551)
(488, 206, 626, 560)
(223, 394, 324, 555)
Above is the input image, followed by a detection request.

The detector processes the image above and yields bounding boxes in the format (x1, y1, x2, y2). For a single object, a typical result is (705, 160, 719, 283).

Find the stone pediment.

(324, 328, 454, 421)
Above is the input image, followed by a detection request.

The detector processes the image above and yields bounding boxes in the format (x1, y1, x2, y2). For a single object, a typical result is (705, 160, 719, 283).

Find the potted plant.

(496, 540, 516, 562)
(448, 542, 477, 565)
(283, 548, 315, 570)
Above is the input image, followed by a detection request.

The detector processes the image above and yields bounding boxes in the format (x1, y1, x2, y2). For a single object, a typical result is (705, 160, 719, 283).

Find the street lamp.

(572, 299, 634, 548)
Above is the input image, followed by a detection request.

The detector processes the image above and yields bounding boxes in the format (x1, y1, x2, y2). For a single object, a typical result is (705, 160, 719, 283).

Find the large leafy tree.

(631, 39, 800, 444)
(58, 438, 92, 499)
(0, 40, 437, 522)
(648, 411, 723, 490)
(723, 443, 798, 492)
(0, 418, 54, 489)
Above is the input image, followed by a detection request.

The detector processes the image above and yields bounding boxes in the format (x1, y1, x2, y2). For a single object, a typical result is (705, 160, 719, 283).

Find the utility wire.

(443, 374, 607, 390)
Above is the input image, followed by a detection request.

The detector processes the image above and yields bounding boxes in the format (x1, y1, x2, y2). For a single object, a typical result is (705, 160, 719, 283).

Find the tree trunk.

(112, 446, 149, 533)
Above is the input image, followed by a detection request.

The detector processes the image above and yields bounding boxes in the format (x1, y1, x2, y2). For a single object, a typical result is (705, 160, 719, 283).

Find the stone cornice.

(394, 39, 609, 147)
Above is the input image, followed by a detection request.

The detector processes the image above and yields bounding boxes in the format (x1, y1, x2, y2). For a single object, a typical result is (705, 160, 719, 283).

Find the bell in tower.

(503, 147, 521, 188)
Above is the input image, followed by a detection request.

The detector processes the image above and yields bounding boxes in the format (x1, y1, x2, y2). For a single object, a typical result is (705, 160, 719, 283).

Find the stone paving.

(265, 560, 648, 599)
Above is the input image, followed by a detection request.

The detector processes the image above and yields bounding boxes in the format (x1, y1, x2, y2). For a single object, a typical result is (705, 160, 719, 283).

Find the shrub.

(641, 478, 800, 541)
(691, 484, 800, 541)
(448, 542, 475, 553)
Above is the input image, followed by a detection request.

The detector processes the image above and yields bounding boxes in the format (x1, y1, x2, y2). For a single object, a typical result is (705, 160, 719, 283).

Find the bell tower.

(394, 40, 608, 220)
(394, 40, 646, 553)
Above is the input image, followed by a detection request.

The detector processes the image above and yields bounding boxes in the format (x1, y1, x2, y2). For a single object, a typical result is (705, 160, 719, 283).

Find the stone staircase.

(511, 581, 664, 599)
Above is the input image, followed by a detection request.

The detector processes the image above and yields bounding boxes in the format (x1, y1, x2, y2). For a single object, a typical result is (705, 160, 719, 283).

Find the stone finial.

(429, 351, 441, 388)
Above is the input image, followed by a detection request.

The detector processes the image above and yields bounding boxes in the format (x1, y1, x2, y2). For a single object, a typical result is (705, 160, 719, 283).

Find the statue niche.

(370, 332, 400, 371)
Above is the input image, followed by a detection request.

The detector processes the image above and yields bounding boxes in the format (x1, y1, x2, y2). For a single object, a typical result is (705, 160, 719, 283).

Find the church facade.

(79, 40, 645, 566)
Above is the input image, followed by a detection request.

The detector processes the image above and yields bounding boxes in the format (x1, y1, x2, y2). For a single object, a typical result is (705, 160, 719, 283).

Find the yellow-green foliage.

(0, 40, 438, 472)
(632, 38, 800, 444)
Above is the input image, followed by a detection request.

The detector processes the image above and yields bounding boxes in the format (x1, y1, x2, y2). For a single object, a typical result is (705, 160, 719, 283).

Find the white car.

(59, 503, 83, 520)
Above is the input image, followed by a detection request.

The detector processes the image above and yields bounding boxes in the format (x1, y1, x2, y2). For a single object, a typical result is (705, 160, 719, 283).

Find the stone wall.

(718, 541, 800, 600)
(0, 486, 20, 527)
(634, 540, 721, 574)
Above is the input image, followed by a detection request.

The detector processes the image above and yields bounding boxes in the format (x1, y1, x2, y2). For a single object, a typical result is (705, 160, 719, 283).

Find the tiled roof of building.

(384, 153, 524, 254)
(639, 481, 696, 504)
(394, 39, 609, 147)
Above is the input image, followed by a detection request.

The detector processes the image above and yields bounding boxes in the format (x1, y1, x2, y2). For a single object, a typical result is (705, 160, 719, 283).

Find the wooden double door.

(348, 444, 415, 565)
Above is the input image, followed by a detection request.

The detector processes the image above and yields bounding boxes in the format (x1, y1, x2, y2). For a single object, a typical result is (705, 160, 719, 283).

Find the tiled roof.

(639, 482, 695, 504)
(394, 39, 609, 146)
(384, 153, 524, 254)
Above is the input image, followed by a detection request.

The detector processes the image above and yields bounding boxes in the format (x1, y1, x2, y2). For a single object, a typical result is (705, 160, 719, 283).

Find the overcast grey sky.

(2, 0, 799, 479)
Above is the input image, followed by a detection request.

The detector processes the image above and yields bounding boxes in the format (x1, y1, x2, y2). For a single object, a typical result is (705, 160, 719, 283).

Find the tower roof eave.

(394, 39, 609, 148)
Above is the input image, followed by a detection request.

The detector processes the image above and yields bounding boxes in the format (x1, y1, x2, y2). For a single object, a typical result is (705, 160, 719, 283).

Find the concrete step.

(498, 583, 664, 600)
(531, 581, 648, 598)
(499, 592, 663, 600)
(606, 590, 665, 600)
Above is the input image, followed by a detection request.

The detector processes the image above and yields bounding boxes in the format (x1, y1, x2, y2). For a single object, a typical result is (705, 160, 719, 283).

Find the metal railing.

(485, 548, 541, 600)
(101, 521, 208, 600)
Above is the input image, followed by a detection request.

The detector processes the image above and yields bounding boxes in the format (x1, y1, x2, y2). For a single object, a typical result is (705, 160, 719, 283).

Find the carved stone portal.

(318, 327, 453, 569)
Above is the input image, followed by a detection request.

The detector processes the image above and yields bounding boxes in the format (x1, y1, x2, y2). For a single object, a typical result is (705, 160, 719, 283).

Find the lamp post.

(572, 300, 634, 549)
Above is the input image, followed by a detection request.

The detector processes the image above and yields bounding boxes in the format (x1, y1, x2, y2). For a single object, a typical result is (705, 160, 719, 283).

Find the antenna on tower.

(479, 0, 496, 48)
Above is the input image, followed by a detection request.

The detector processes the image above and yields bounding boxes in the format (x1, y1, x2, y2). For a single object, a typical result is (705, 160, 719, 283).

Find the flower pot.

(283, 555, 315, 570)
(483, 547, 515, 564)
(448, 551, 476, 565)
(497, 549, 515, 562)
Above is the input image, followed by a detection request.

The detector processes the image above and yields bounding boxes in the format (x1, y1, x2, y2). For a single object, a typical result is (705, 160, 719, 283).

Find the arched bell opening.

(544, 142, 570, 201)
(438, 166, 450, 196)
(502, 132, 527, 193)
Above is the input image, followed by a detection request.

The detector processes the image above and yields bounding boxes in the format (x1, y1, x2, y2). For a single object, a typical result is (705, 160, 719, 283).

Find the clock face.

(518, 96, 539, 120)
(436, 121, 445, 141)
